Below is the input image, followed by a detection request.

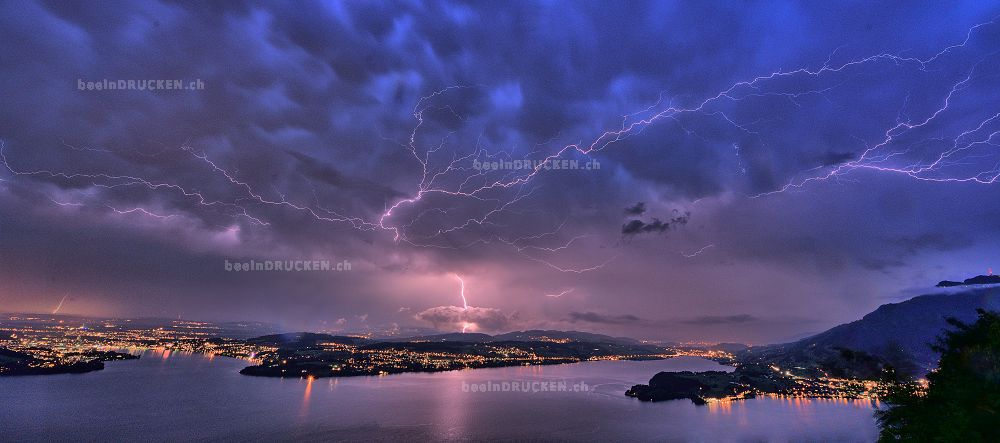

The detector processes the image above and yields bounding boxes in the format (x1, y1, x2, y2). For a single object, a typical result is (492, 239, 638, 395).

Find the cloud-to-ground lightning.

(52, 293, 69, 314)
(452, 273, 469, 309)
(452, 273, 471, 333)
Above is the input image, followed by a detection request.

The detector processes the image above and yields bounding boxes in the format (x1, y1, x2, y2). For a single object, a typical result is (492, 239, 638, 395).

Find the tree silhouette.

(876, 309, 1000, 442)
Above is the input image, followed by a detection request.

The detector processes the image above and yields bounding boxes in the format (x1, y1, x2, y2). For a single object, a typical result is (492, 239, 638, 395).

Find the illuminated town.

(1, 313, 920, 403)
(0, 315, 277, 375)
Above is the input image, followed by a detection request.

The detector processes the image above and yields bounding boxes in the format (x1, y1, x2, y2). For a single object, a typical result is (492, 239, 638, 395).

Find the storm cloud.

(568, 312, 642, 325)
(415, 305, 516, 332)
(1, 1, 999, 344)
(622, 212, 690, 236)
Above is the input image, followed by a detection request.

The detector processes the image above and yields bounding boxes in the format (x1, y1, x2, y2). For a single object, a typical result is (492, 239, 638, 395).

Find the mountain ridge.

(746, 287, 1000, 376)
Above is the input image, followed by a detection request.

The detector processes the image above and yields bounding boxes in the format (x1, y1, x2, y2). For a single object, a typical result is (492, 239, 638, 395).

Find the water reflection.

(300, 376, 314, 417)
(0, 352, 879, 441)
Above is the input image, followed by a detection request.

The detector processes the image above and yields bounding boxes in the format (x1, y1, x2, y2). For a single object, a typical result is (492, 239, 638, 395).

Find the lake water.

(0, 350, 878, 442)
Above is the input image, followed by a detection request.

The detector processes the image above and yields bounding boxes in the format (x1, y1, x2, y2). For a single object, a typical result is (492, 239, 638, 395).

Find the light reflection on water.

(0, 351, 879, 442)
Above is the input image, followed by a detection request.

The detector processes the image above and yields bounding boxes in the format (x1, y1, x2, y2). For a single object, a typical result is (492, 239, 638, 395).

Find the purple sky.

(2, 1, 1000, 343)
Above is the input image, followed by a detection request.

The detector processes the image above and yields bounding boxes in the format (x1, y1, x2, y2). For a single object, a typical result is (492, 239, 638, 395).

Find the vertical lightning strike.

(453, 273, 469, 309)
(452, 273, 471, 333)
(52, 293, 69, 314)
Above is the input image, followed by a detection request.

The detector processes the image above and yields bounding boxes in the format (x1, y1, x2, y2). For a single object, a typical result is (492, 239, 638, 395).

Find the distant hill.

(493, 330, 641, 345)
(248, 332, 369, 348)
(374, 330, 642, 345)
(747, 287, 1000, 377)
(937, 274, 1000, 287)
(376, 332, 494, 343)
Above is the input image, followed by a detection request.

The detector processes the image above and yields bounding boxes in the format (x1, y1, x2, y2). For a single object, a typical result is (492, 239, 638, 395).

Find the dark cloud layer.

(622, 212, 690, 236)
(682, 314, 757, 325)
(568, 311, 642, 325)
(1, 1, 999, 343)
(624, 202, 646, 216)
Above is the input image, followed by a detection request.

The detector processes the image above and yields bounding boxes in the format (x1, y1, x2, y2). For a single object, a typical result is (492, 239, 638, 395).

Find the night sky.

(2, 1, 999, 343)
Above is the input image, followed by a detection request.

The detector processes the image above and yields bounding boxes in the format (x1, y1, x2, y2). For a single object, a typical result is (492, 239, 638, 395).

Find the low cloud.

(681, 314, 757, 325)
(415, 305, 515, 332)
(624, 202, 646, 216)
(568, 311, 641, 325)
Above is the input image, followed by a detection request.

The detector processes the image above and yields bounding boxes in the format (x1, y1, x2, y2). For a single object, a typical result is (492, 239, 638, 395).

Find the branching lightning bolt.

(2, 16, 998, 277)
(544, 289, 574, 298)
(681, 244, 716, 258)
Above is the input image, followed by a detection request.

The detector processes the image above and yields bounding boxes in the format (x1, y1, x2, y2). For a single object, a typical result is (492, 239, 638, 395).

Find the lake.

(0, 350, 878, 442)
